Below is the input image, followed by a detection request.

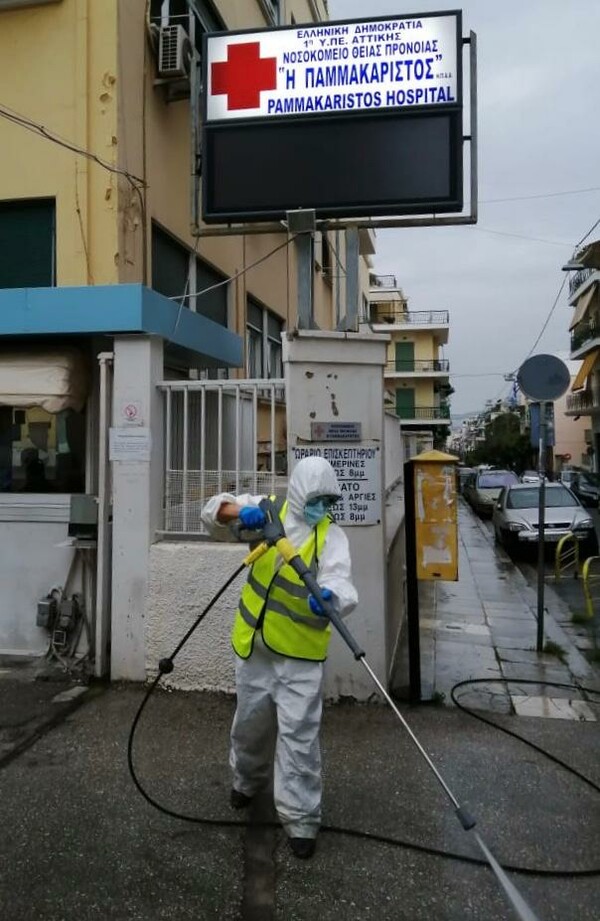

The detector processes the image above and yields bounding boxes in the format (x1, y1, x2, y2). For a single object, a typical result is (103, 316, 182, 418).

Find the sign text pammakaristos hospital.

(202, 11, 464, 223)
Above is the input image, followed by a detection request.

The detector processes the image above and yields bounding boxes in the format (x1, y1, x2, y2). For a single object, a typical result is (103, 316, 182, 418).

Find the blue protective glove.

(309, 587, 333, 616)
(238, 506, 266, 530)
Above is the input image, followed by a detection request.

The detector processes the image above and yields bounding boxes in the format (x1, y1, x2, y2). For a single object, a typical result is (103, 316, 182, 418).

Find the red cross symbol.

(211, 42, 277, 111)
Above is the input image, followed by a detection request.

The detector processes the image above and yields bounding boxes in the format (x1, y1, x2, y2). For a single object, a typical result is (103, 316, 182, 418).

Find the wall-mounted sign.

(202, 11, 464, 223)
(120, 401, 143, 426)
(310, 421, 362, 441)
(206, 16, 459, 122)
(109, 428, 151, 462)
(291, 444, 381, 525)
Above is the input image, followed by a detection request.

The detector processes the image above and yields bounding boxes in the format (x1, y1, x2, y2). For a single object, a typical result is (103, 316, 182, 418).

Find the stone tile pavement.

(419, 502, 600, 718)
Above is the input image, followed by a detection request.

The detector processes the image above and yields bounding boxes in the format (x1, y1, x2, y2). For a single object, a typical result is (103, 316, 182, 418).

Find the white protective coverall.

(201, 456, 358, 839)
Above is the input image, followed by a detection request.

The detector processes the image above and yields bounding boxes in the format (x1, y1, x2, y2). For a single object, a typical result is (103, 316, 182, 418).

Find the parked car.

(493, 483, 599, 557)
(520, 470, 542, 484)
(567, 470, 600, 508)
(463, 469, 519, 517)
(457, 466, 476, 495)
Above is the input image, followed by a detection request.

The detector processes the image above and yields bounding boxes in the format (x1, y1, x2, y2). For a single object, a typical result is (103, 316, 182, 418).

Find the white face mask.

(303, 499, 329, 526)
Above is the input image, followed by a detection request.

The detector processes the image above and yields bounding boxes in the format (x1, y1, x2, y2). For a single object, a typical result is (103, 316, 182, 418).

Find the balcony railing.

(397, 405, 451, 421)
(569, 267, 595, 298)
(370, 307, 450, 325)
(571, 319, 599, 352)
(370, 273, 398, 289)
(386, 359, 450, 374)
(565, 391, 595, 415)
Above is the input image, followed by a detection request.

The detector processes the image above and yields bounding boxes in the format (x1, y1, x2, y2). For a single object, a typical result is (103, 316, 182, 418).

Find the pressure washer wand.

(279, 540, 473, 825)
(263, 518, 542, 921)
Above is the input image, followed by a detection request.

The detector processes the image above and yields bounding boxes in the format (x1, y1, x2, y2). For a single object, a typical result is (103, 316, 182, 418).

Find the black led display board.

(202, 11, 464, 223)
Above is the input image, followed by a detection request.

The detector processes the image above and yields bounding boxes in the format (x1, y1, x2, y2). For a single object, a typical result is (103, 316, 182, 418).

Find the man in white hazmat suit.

(201, 456, 358, 859)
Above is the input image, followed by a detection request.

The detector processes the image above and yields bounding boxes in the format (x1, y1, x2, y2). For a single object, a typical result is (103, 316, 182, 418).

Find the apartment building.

(365, 274, 451, 459)
(0, 0, 374, 663)
(565, 240, 600, 471)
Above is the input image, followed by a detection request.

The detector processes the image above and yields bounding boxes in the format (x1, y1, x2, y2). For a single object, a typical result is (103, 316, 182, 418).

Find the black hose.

(127, 565, 600, 879)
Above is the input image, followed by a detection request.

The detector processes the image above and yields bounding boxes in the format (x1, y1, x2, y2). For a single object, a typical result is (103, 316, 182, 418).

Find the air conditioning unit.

(158, 24, 192, 78)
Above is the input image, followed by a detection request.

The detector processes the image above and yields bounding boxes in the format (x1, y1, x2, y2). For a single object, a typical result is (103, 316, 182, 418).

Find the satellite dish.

(517, 354, 570, 402)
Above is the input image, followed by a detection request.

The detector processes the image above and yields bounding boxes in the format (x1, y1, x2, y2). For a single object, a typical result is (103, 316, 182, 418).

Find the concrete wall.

(110, 336, 164, 680)
(0, 496, 78, 655)
(283, 330, 392, 699)
(145, 541, 247, 693)
(384, 412, 403, 489)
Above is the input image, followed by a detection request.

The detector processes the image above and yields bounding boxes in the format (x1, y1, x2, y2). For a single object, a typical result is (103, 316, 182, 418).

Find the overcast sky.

(327, 0, 600, 417)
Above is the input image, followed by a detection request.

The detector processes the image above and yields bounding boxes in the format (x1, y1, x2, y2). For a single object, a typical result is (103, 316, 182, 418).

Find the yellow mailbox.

(412, 450, 459, 581)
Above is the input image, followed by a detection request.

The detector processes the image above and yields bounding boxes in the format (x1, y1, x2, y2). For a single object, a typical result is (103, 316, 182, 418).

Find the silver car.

(463, 469, 519, 518)
(493, 483, 598, 557)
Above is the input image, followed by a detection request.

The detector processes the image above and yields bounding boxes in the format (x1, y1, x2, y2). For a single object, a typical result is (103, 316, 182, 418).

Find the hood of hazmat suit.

(286, 456, 342, 521)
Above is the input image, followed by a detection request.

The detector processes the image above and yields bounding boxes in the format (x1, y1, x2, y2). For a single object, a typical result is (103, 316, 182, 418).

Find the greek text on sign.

(291, 444, 381, 526)
(206, 13, 459, 122)
(310, 421, 362, 441)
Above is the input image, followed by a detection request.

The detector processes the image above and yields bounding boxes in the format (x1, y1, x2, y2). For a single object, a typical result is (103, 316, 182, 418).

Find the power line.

(473, 227, 574, 248)
(517, 211, 600, 362)
(480, 186, 600, 204)
(0, 102, 145, 187)
(168, 234, 298, 343)
(0, 101, 149, 281)
(171, 235, 297, 303)
(576, 215, 600, 249)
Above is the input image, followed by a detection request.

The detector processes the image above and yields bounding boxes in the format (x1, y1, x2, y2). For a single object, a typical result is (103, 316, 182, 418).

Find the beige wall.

(554, 398, 590, 469)
(115, 0, 352, 369)
(393, 379, 436, 406)
(385, 331, 443, 362)
(0, 0, 120, 285)
(0, 0, 365, 367)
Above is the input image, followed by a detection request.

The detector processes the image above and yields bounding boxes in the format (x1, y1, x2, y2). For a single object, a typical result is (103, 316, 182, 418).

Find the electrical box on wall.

(68, 495, 98, 540)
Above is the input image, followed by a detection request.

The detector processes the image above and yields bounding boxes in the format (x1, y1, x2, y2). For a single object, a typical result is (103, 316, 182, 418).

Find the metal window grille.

(159, 379, 287, 536)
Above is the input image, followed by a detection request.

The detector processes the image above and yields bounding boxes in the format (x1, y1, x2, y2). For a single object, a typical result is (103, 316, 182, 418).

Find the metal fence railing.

(385, 359, 450, 374)
(369, 307, 449, 326)
(159, 379, 287, 536)
(554, 532, 580, 583)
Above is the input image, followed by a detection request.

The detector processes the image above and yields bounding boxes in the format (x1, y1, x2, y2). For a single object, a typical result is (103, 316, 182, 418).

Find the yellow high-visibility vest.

(232, 500, 332, 661)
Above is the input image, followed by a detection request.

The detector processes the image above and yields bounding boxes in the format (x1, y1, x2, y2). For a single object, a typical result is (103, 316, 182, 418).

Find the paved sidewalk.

(419, 502, 600, 717)
(0, 681, 599, 921)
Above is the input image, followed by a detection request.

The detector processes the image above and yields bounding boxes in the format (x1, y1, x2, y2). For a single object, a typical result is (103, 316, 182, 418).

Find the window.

(152, 224, 188, 300)
(196, 257, 228, 326)
(258, 0, 280, 25)
(151, 223, 229, 327)
(0, 199, 55, 288)
(246, 297, 284, 379)
(0, 406, 85, 494)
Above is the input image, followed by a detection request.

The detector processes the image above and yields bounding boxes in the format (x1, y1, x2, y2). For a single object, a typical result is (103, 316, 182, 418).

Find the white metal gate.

(159, 379, 287, 536)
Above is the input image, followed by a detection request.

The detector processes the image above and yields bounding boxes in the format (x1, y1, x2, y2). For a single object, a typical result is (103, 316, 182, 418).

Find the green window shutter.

(395, 341, 414, 371)
(395, 388, 415, 418)
(0, 199, 55, 288)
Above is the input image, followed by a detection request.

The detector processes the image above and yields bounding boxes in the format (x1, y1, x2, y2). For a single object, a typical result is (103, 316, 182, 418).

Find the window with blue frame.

(0, 199, 55, 289)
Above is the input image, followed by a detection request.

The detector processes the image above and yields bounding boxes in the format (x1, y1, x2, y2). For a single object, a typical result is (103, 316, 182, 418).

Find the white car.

(520, 470, 542, 484)
(493, 483, 599, 557)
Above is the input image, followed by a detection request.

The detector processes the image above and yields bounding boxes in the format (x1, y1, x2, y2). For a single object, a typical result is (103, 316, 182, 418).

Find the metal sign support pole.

(295, 232, 314, 329)
(288, 210, 317, 330)
(536, 401, 547, 652)
(403, 459, 422, 702)
(345, 225, 359, 331)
